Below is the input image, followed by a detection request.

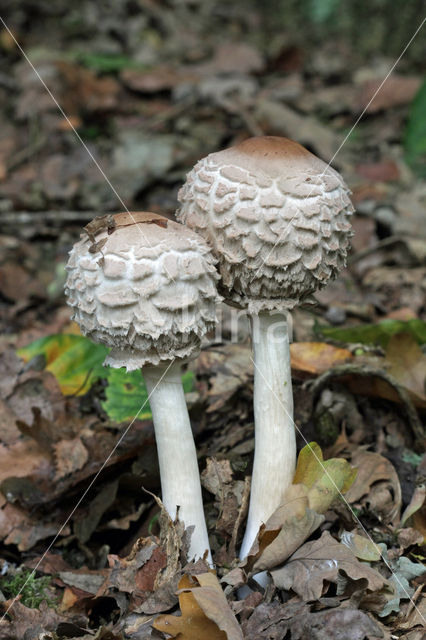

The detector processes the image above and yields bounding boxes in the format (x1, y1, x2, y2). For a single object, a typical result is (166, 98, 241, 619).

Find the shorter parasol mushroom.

(65, 212, 221, 564)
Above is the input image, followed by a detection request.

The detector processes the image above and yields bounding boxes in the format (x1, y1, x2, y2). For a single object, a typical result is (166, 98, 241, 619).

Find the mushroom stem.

(143, 361, 212, 566)
(240, 312, 296, 560)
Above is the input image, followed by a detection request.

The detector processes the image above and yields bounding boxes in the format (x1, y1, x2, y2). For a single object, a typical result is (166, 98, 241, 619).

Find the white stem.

(240, 313, 296, 560)
(143, 361, 212, 566)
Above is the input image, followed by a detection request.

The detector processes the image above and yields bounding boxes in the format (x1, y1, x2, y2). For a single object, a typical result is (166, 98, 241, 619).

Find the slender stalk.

(143, 361, 212, 565)
(240, 312, 296, 560)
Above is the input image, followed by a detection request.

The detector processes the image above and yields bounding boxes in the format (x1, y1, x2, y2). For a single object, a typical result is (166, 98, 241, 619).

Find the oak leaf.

(153, 573, 243, 640)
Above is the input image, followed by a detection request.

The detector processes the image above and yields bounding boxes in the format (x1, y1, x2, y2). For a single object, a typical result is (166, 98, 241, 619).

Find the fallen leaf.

(201, 458, 246, 545)
(288, 607, 386, 640)
(121, 66, 192, 92)
(0, 398, 23, 445)
(102, 367, 152, 423)
(18, 334, 108, 396)
(379, 553, 425, 617)
(154, 573, 243, 640)
(356, 75, 421, 113)
(0, 348, 22, 399)
(200, 42, 264, 75)
(345, 450, 402, 524)
(0, 502, 70, 550)
(58, 569, 108, 596)
(290, 342, 353, 376)
(108, 537, 166, 594)
(293, 442, 357, 513)
(0, 263, 46, 302)
(397, 527, 424, 550)
(355, 160, 400, 182)
(196, 344, 252, 413)
(400, 485, 426, 529)
(0, 600, 69, 640)
(0, 439, 49, 488)
(271, 531, 388, 600)
(246, 484, 324, 573)
(398, 593, 426, 631)
(53, 436, 89, 480)
(340, 530, 382, 561)
(385, 333, 426, 405)
(242, 600, 385, 640)
(244, 444, 356, 573)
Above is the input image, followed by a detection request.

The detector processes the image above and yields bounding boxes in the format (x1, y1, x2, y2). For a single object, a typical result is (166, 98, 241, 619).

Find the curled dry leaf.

(153, 572, 243, 640)
(344, 450, 402, 525)
(385, 333, 426, 407)
(271, 531, 388, 601)
(246, 484, 324, 574)
(400, 484, 426, 530)
(244, 443, 356, 574)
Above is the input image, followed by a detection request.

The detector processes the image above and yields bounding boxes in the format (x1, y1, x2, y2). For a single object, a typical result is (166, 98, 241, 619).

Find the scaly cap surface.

(65, 212, 220, 369)
(177, 136, 354, 312)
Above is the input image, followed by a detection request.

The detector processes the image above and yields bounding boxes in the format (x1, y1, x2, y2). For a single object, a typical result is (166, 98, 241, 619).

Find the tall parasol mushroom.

(177, 136, 354, 562)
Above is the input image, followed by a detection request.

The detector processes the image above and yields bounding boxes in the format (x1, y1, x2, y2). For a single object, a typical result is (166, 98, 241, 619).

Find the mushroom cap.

(65, 212, 221, 370)
(177, 136, 354, 313)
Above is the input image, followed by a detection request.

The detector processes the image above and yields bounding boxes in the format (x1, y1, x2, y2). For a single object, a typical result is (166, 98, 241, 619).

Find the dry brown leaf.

(201, 457, 246, 542)
(271, 531, 388, 600)
(247, 484, 324, 574)
(58, 569, 108, 596)
(340, 531, 382, 561)
(0, 398, 21, 445)
(385, 333, 426, 406)
(356, 74, 421, 113)
(0, 502, 71, 550)
(398, 593, 426, 631)
(154, 573, 243, 640)
(400, 485, 426, 529)
(396, 527, 424, 550)
(53, 436, 89, 480)
(242, 600, 385, 640)
(355, 160, 400, 182)
(108, 537, 167, 594)
(344, 450, 402, 524)
(196, 344, 252, 413)
(0, 439, 49, 488)
(287, 607, 387, 640)
(243, 444, 356, 574)
(1, 599, 69, 640)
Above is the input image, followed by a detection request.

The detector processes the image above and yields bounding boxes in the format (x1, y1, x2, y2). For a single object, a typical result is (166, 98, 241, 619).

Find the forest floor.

(0, 2, 425, 639)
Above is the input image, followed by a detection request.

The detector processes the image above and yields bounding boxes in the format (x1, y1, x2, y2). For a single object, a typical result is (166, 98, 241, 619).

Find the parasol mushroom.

(65, 212, 221, 564)
(177, 136, 354, 562)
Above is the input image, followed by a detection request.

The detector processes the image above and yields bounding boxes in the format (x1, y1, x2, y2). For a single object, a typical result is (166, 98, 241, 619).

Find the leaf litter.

(0, 1, 425, 638)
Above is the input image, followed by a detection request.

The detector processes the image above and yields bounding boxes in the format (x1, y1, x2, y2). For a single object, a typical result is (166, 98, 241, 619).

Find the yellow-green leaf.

(293, 442, 357, 514)
(18, 334, 108, 396)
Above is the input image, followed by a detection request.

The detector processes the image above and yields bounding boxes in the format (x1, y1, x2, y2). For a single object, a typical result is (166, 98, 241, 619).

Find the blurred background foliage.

(256, 0, 425, 65)
(2, 0, 425, 65)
